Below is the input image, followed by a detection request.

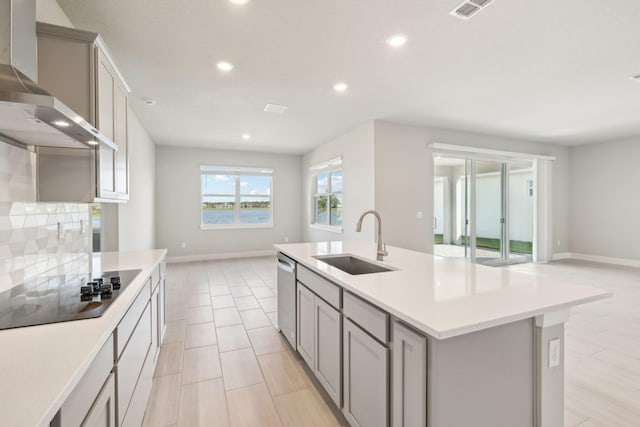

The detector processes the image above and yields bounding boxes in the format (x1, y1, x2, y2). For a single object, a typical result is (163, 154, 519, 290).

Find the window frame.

(200, 165, 274, 230)
(310, 157, 343, 234)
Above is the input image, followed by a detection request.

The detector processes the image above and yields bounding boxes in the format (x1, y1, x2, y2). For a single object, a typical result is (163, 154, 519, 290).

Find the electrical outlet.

(57, 222, 65, 239)
(416, 211, 424, 220)
(284, 236, 289, 243)
(556, 240, 561, 248)
(549, 338, 560, 368)
(180, 242, 186, 249)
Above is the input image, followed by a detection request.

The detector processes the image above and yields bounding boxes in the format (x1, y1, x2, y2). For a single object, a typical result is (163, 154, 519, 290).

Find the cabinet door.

(114, 83, 129, 197)
(314, 297, 342, 407)
(344, 319, 389, 427)
(151, 285, 160, 363)
(392, 322, 427, 427)
(82, 373, 116, 427)
(296, 283, 315, 368)
(159, 278, 166, 344)
(96, 48, 116, 198)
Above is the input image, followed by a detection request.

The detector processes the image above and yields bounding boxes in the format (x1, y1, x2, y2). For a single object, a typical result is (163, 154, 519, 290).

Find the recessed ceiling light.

(142, 97, 156, 106)
(631, 74, 640, 81)
(333, 82, 349, 93)
(216, 61, 234, 72)
(242, 133, 251, 140)
(386, 34, 408, 48)
(86, 140, 99, 146)
(229, 0, 250, 4)
(51, 120, 70, 128)
(264, 103, 288, 114)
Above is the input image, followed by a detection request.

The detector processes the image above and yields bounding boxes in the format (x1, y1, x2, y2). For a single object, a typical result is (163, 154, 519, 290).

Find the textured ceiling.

(57, 0, 640, 153)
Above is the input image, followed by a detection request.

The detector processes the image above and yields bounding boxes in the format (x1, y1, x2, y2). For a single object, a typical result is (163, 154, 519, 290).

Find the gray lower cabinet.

(314, 297, 342, 406)
(343, 318, 389, 427)
(297, 283, 315, 367)
(82, 373, 116, 427)
(392, 322, 427, 427)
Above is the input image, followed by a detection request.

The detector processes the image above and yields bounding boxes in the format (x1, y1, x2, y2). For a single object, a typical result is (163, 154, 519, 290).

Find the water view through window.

(201, 167, 273, 227)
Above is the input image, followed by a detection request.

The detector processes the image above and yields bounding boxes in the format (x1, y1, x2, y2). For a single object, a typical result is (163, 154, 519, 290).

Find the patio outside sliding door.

(434, 155, 534, 265)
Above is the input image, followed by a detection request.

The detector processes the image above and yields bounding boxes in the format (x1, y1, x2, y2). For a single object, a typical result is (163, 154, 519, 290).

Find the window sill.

(310, 223, 343, 234)
(200, 223, 274, 230)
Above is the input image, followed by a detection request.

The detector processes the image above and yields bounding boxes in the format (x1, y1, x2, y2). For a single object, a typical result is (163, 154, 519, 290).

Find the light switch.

(416, 211, 424, 219)
(549, 338, 560, 368)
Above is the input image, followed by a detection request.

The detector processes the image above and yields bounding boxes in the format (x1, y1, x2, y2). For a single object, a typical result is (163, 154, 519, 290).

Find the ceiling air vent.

(631, 74, 640, 82)
(450, 0, 495, 20)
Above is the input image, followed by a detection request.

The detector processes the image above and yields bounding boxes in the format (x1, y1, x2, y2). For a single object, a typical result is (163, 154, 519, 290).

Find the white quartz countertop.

(275, 241, 610, 340)
(0, 249, 167, 427)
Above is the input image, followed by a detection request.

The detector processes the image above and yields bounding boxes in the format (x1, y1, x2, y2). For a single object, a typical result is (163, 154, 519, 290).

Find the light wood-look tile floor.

(507, 259, 640, 427)
(144, 257, 640, 427)
(143, 257, 343, 427)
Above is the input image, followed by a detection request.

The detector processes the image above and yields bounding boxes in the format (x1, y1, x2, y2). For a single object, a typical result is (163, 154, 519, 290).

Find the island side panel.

(428, 319, 534, 427)
(535, 323, 564, 427)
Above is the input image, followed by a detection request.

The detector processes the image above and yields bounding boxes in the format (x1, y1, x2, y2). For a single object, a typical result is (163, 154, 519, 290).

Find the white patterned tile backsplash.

(0, 141, 92, 293)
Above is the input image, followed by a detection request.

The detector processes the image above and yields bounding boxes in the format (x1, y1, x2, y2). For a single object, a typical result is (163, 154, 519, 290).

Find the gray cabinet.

(392, 322, 427, 427)
(296, 281, 343, 407)
(82, 373, 116, 427)
(314, 297, 342, 406)
(36, 22, 129, 203)
(343, 318, 389, 427)
(296, 283, 315, 367)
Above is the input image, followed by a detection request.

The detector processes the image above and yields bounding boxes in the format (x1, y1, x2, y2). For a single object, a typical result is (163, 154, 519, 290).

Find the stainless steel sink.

(313, 255, 394, 275)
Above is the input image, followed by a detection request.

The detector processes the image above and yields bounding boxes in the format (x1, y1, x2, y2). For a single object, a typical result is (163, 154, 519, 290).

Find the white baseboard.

(551, 252, 572, 261)
(167, 249, 277, 264)
(567, 253, 640, 268)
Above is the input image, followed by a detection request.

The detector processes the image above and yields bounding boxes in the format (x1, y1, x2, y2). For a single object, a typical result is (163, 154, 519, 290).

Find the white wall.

(118, 110, 156, 251)
(569, 138, 640, 261)
(302, 122, 376, 243)
(36, 0, 73, 26)
(156, 146, 302, 258)
(373, 121, 571, 254)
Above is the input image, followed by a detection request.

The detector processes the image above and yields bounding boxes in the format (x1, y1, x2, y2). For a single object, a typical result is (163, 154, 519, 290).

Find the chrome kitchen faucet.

(356, 210, 388, 261)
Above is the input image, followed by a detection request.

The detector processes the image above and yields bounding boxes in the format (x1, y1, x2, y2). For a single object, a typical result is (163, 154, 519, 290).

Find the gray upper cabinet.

(343, 318, 389, 427)
(314, 296, 342, 407)
(36, 22, 129, 203)
(392, 322, 427, 427)
(297, 283, 315, 367)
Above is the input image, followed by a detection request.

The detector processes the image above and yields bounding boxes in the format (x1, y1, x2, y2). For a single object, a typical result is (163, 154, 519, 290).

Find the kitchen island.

(275, 241, 609, 427)
(0, 249, 167, 427)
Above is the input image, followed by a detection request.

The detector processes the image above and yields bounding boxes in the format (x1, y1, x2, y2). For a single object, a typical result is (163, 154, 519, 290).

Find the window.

(201, 166, 273, 228)
(311, 157, 343, 231)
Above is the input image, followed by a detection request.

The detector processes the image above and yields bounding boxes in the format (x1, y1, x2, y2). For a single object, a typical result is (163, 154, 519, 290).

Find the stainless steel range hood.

(0, 0, 117, 150)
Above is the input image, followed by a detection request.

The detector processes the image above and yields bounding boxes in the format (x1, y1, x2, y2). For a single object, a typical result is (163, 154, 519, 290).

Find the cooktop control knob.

(110, 277, 121, 290)
(99, 284, 112, 294)
(87, 281, 99, 294)
(81, 285, 93, 296)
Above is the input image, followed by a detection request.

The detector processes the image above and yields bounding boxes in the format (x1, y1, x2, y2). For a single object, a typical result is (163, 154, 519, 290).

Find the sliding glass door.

(434, 156, 533, 265)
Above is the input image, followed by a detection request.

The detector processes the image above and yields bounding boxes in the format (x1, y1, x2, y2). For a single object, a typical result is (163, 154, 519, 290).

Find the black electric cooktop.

(0, 269, 141, 331)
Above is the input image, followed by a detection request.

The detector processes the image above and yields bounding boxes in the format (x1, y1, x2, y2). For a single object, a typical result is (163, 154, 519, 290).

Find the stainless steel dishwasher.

(276, 252, 296, 348)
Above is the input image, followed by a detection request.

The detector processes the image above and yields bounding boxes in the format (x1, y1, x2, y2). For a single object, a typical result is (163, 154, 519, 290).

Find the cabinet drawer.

(343, 292, 389, 343)
(60, 335, 114, 427)
(297, 265, 341, 309)
(116, 278, 151, 358)
(117, 303, 151, 426)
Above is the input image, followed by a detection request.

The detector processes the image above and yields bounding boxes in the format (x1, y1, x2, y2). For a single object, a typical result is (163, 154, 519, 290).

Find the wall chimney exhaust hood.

(0, 0, 117, 150)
